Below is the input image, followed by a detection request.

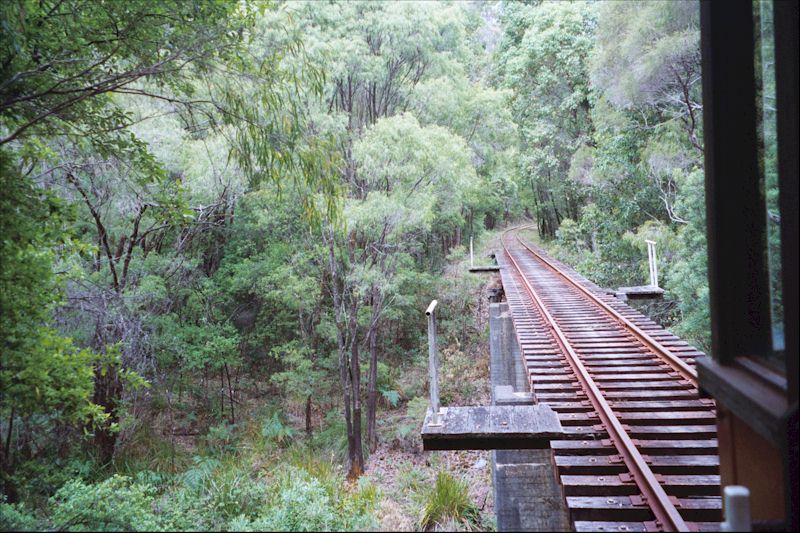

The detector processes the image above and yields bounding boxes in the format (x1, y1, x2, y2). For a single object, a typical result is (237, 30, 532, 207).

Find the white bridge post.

(470, 236, 474, 268)
(645, 240, 659, 288)
(426, 300, 442, 426)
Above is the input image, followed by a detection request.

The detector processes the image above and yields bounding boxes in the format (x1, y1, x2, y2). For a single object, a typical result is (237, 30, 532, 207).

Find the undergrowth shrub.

(202, 422, 240, 455)
(0, 497, 41, 531)
(382, 396, 429, 449)
(1, 476, 204, 531)
(259, 471, 337, 531)
(396, 462, 429, 496)
(0, 452, 379, 532)
(179, 455, 266, 523)
(231, 465, 378, 532)
(52, 475, 161, 531)
(311, 409, 349, 462)
(115, 420, 191, 476)
(30, 475, 190, 531)
(8, 455, 97, 509)
(439, 346, 484, 405)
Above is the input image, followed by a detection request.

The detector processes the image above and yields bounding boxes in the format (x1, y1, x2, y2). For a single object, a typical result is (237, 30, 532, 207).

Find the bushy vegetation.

(1, 0, 743, 530)
(1, 460, 379, 532)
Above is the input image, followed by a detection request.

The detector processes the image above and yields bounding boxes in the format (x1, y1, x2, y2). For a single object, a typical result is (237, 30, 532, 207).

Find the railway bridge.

(424, 226, 723, 532)
(499, 227, 720, 531)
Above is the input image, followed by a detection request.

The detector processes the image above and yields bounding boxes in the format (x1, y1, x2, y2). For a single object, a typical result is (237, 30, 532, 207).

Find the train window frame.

(697, 0, 797, 528)
(696, 0, 797, 402)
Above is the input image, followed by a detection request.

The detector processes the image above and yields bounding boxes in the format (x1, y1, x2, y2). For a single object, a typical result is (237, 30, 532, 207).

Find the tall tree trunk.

(225, 363, 235, 424)
(326, 231, 356, 475)
(90, 314, 122, 465)
(347, 283, 364, 479)
(220, 367, 225, 421)
(1, 408, 18, 503)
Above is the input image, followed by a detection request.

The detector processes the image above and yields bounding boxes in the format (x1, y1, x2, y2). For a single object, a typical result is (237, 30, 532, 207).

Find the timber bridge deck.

(497, 227, 721, 532)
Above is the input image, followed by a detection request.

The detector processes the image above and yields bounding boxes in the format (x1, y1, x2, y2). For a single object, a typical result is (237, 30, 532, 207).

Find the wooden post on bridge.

(426, 300, 442, 426)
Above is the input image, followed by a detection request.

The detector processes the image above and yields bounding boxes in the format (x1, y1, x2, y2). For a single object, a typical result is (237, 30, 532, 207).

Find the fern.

(261, 412, 295, 446)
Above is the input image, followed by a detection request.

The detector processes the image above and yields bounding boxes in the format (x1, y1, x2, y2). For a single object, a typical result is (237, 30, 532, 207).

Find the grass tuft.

(420, 471, 480, 531)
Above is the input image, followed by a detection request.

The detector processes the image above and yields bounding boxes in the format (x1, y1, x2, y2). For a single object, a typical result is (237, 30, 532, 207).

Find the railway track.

(498, 227, 721, 532)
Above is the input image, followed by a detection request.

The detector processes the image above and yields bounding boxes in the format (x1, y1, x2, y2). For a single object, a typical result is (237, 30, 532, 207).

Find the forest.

(0, 1, 779, 531)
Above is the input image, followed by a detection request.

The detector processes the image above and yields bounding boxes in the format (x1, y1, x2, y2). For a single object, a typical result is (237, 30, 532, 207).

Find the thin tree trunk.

(92, 363, 121, 465)
(3, 407, 13, 470)
(366, 324, 379, 453)
(347, 284, 364, 479)
(1, 407, 17, 502)
(167, 389, 176, 473)
(305, 395, 313, 436)
(220, 367, 225, 421)
(67, 173, 120, 292)
(225, 363, 235, 424)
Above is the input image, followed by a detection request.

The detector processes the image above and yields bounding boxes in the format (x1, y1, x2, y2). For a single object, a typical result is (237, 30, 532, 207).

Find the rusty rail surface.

(499, 226, 720, 532)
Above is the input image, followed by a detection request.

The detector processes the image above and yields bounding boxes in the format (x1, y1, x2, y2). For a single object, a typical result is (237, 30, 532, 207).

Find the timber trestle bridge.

(497, 227, 721, 532)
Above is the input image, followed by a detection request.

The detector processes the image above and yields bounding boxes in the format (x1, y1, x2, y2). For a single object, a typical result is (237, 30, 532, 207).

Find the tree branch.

(67, 172, 120, 292)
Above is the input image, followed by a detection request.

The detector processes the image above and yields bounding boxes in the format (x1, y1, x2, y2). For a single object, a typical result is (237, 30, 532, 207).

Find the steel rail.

(512, 229, 698, 386)
(501, 228, 690, 532)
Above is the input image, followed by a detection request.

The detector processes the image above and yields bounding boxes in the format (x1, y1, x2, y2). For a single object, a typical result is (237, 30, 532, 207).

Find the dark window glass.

(754, 0, 784, 360)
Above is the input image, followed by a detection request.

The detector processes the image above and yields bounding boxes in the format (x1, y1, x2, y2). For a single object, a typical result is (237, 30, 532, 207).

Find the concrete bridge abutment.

(489, 302, 570, 532)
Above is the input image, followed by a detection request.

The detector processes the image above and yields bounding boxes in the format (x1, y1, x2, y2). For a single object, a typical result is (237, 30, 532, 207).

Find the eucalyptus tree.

(0, 153, 104, 501)
(0, 0, 240, 147)
(285, 0, 505, 476)
(590, 0, 703, 225)
(587, 1, 710, 347)
(590, 1, 703, 152)
(0, 0, 245, 484)
(412, 74, 520, 232)
(350, 113, 479, 454)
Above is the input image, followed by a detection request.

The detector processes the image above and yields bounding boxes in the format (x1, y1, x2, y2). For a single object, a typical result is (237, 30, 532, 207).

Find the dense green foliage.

(496, 1, 594, 238)
(1, 458, 378, 531)
(0, 0, 745, 530)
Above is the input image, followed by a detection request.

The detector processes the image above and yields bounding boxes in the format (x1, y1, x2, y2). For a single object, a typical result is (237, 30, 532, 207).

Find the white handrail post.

(721, 486, 752, 532)
(426, 300, 441, 426)
(645, 240, 659, 288)
(653, 243, 659, 287)
(650, 245, 656, 285)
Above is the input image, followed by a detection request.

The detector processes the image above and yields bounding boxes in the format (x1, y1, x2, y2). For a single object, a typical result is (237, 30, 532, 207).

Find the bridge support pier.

(489, 302, 570, 532)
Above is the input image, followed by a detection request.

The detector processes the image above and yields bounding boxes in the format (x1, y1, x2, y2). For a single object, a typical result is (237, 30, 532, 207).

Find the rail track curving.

(498, 226, 721, 532)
